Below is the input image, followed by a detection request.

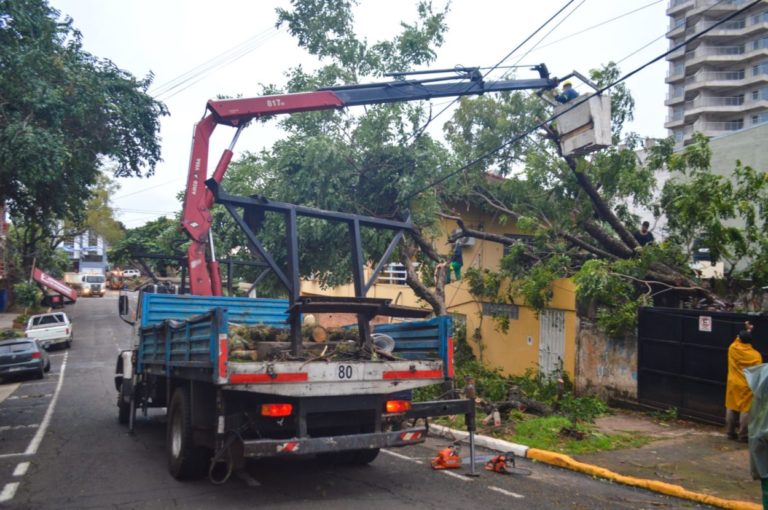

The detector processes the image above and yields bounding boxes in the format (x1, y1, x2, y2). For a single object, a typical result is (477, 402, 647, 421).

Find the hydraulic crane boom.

(182, 65, 557, 296)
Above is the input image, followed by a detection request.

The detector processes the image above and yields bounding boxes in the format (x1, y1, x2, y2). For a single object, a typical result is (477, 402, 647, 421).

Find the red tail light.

(31, 352, 41, 359)
(385, 400, 412, 413)
(66, 328, 70, 336)
(261, 403, 293, 417)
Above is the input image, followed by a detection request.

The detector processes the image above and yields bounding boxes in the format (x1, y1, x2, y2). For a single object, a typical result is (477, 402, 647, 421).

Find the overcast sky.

(47, 0, 670, 229)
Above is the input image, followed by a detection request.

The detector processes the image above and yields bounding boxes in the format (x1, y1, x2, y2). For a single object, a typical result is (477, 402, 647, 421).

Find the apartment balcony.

(685, 66, 768, 93)
(666, 67, 687, 83)
(665, 92, 687, 106)
(689, 0, 749, 17)
(667, 0, 694, 16)
(664, 113, 687, 128)
(667, 19, 686, 37)
(683, 117, 745, 143)
(683, 95, 746, 119)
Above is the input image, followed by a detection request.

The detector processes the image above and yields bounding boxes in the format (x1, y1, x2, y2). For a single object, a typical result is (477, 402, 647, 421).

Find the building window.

(753, 61, 768, 76)
(482, 302, 519, 320)
(752, 37, 768, 50)
(753, 113, 768, 125)
(750, 11, 768, 24)
(376, 263, 407, 285)
(674, 129, 685, 142)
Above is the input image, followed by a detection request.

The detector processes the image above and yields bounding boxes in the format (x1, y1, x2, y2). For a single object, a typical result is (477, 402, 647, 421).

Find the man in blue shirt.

(555, 81, 579, 104)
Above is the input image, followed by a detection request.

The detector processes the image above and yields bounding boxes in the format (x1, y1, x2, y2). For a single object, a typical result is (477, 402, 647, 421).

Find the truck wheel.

(167, 387, 209, 479)
(117, 383, 130, 425)
(352, 448, 380, 464)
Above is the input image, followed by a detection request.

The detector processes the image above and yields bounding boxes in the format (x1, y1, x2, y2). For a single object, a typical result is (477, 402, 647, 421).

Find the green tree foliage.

(108, 216, 187, 275)
(214, 0, 453, 309)
(0, 0, 166, 276)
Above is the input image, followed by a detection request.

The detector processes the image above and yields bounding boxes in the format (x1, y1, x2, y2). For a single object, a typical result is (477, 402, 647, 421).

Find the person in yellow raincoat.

(726, 328, 763, 442)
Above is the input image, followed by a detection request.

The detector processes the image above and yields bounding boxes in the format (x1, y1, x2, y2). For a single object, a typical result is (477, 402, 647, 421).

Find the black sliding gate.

(637, 307, 767, 424)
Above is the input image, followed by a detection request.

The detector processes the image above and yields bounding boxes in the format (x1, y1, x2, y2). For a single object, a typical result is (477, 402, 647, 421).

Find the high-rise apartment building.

(665, 0, 768, 147)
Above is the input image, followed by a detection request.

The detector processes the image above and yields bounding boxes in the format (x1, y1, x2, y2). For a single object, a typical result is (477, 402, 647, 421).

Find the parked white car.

(25, 312, 73, 349)
(123, 269, 141, 279)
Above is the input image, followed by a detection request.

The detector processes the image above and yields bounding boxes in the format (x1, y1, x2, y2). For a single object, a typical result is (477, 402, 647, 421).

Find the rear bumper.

(242, 426, 427, 458)
(0, 361, 41, 376)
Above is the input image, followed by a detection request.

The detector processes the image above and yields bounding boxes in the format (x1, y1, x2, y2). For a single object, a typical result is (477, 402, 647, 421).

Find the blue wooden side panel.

(137, 295, 290, 375)
(140, 294, 290, 328)
(373, 316, 452, 377)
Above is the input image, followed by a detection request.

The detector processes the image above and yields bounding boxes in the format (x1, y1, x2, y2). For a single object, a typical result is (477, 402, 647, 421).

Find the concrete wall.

(709, 123, 768, 177)
(575, 319, 638, 399)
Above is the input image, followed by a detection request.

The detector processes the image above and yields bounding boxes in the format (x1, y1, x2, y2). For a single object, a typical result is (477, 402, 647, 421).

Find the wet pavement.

(573, 410, 760, 506)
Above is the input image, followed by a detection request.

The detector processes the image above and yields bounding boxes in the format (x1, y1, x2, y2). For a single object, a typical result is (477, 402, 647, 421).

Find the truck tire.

(167, 387, 209, 479)
(117, 383, 130, 425)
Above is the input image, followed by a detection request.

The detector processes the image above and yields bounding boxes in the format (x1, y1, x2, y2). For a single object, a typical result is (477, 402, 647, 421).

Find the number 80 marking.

(338, 365, 353, 379)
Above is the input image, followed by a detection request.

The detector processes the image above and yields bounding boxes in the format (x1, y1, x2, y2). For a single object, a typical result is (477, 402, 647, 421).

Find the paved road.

(0, 296, 709, 509)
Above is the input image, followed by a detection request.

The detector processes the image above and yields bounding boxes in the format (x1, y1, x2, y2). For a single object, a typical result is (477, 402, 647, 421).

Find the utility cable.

(405, 0, 578, 142)
(152, 26, 279, 101)
(398, 0, 764, 205)
(532, 0, 663, 53)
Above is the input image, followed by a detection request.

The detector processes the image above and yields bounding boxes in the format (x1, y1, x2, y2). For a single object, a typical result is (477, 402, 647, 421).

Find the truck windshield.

(85, 276, 105, 283)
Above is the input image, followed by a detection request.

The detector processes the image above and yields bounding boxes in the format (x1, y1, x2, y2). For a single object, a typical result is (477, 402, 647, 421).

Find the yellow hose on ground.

(526, 448, 761, 510)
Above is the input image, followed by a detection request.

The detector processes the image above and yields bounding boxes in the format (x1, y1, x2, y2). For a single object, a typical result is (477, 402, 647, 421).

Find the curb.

(429, 424, 760, 510)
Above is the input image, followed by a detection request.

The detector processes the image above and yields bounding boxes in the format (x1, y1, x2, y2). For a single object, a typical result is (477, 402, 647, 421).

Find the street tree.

(214, 0, 454, 311)
(0, 0, 167, 275)
(108, 216, 187, 276)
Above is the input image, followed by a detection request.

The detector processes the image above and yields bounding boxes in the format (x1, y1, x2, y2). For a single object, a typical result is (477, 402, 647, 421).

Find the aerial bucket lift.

(543, 71, 612, 157)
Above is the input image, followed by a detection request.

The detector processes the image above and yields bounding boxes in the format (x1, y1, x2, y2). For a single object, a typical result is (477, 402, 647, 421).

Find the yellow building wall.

(300, 209, 577, 378)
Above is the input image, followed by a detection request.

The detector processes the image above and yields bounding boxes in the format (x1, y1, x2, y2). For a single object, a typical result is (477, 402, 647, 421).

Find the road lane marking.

(488, 486, 525, 498)
(0, 482, 19, 502)
(8, 394, 52, 400)
(13, 462, 29, 477)
(441, 470, 472, 482)
(25, 351, 67, 455)
(381, 449, 424, 464)
(0, 424, 39, 432)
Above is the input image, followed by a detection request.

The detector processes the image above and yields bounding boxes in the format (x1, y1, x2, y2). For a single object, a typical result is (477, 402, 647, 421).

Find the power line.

(399, 0, 764, 205)
(405, 0, 579, 142)
(507, 0, 588, 71)
(151, 26, 279, 101)
(532, 0, 663, 53)
(113, 178, 181, 200)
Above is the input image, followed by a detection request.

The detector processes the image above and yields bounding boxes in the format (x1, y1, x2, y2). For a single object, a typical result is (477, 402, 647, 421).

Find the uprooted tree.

(445, 63, 768, 334)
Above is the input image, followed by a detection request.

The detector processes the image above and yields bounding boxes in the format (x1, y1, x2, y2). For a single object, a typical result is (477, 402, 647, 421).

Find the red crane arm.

(181, 69, 557, 295)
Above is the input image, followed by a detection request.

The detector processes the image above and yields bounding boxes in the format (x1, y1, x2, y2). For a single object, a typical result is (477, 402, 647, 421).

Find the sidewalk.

(0, 312, 19, 330)
(432, 409, 761, 510)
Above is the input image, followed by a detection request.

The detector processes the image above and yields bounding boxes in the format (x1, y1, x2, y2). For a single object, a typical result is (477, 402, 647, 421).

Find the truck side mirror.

(119, 295, 128, 316)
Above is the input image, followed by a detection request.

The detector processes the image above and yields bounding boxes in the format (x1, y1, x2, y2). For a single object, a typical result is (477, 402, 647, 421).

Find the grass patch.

(433, 414, 651, 455)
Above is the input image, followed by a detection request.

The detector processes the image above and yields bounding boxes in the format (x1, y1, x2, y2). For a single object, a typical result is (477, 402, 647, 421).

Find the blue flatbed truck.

(115, 292, 476, 482)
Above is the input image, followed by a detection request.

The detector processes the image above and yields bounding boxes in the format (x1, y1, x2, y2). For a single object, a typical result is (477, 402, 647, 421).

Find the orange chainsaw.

(431, 446, 461, 470)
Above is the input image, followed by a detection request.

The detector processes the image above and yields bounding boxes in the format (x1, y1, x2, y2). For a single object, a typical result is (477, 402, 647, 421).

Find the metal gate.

(637, 307, 768, 424)
(539, 309, 566, 377)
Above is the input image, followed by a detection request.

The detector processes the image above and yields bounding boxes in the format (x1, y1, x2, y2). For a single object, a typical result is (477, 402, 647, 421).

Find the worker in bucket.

(725, 325, 763, 442)
(555, 81, 579, 104)
(446, 242, 463, 283)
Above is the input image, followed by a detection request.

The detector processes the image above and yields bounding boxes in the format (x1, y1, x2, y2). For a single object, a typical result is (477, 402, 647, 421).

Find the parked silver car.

(0, 338, 51, 380)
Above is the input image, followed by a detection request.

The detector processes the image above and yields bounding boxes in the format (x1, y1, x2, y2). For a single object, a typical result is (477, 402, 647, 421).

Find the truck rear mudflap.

(242, 426, 426, 458)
